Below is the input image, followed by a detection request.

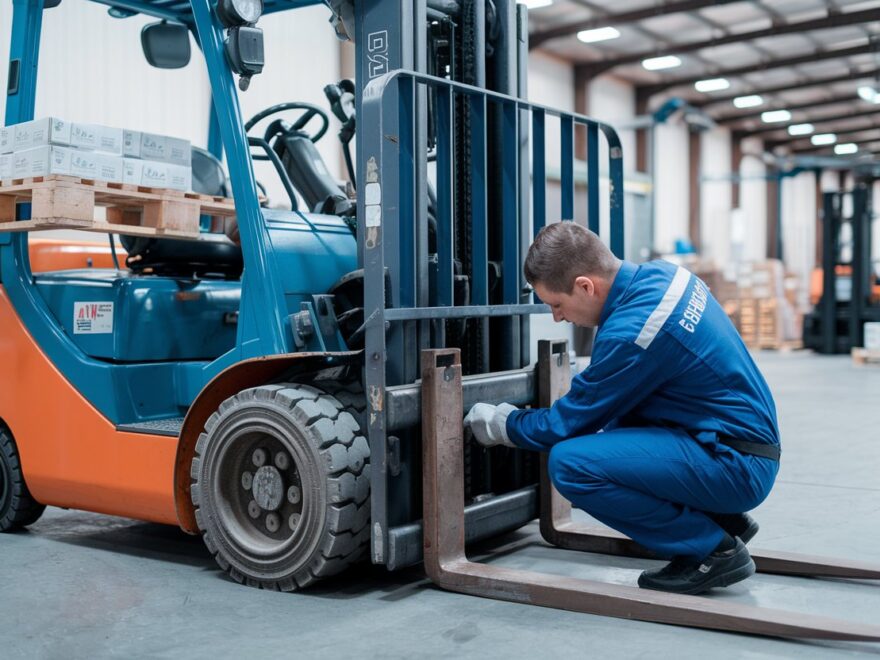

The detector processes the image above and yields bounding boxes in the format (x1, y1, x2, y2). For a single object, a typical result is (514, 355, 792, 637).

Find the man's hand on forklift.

(463, 403, 518, 448)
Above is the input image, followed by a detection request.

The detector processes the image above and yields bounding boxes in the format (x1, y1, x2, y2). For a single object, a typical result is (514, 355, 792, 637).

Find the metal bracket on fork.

(535, 340, 880, 581)
(420, 346, 880, 641)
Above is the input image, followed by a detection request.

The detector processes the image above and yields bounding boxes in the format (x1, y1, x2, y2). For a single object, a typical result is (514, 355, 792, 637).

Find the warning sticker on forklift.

(73, 302, 114, 334)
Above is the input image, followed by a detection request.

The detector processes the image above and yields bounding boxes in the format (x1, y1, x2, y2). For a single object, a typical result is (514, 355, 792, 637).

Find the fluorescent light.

(521, 0, 553, 8)
(577, 27, 620, 43)
(788, 123, 814, 136)
(834, 143, 858, 155)
(761, 110, 791, 123)
(857, 85, 880, 103)
(694, 78, 730, 93)
(811, 133, 837, 146)
(642, 55, 682, 71)
(733, 95, 764, 108)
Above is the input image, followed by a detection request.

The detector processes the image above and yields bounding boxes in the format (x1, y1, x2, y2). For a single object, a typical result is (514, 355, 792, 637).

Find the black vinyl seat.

(120, 147, 244, 278)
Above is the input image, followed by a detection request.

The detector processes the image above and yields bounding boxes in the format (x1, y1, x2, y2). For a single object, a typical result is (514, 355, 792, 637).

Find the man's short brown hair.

(523, 222, 619, 293)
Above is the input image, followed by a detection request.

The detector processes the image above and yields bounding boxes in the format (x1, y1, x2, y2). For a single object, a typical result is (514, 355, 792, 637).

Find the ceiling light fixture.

(694, 78, 730, 93)
(811, 133, 837, 146)
(577, 27, 620, 43)
(642, 55, 682, 71)
(761, 110, 791, 123)
(733, 95, 763, 108)
(857, 85, 880, 103)
(834, 143, 857, 155)
(788, 123, 814, 136)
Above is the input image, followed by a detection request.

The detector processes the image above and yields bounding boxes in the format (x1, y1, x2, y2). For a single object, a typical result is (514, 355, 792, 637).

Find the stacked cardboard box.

(1, 118, 191, 192)
(728, 259, 803, 349)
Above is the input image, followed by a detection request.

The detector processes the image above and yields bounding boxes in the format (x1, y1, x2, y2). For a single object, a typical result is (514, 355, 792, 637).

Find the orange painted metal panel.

(28, 238, 127, 273)
(0, 286, 178, 526)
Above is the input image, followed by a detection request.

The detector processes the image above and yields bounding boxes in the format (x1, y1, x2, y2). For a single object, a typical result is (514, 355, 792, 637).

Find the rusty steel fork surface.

(421, 347, 880, 641)
(536, 340, 880, 581)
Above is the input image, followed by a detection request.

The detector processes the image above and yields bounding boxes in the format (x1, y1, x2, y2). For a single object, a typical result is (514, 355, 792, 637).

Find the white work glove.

(463, 402, 518, 448)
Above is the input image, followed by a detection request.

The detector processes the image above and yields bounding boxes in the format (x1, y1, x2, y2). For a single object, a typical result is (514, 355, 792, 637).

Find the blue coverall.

(507, 260, 781, 561)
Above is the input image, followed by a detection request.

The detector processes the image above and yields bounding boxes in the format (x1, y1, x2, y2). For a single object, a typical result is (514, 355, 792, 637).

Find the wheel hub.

(252, 465, 285, 511)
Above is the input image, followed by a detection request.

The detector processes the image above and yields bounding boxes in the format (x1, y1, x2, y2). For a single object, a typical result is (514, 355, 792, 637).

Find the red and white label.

(73, 302, 114, 334)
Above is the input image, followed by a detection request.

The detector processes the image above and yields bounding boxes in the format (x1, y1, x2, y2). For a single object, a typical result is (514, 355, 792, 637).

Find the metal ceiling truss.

(715, 93, 862, 124)
(635, 42, 879, 97)
(692, 67, 880, 108)
(766, 126, 880, 150)
(578, 8, 880, 74)
(529, 0, 742, 50)
(734, 106, 880, 138)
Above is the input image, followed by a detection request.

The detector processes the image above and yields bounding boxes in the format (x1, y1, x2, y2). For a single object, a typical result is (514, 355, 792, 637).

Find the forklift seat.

(119, 147, 244, 278)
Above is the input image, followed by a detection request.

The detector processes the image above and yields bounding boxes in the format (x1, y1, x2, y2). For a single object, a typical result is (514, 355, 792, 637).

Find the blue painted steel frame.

(1, 0, 308, 424)
(359, 68, 625, 564)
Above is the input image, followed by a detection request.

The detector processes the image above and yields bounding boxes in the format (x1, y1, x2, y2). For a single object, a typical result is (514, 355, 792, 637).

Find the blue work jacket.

(507, 260, 781, 453)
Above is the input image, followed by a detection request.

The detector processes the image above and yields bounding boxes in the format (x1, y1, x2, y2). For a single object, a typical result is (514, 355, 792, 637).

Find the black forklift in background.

(803, 178, 880, 353)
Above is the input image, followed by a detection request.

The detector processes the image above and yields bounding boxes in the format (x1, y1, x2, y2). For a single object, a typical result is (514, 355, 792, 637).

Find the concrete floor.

(2, 351, 879, 659)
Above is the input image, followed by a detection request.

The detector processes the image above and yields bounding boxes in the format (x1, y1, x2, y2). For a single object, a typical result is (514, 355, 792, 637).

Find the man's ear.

(573, 275, 595, 296)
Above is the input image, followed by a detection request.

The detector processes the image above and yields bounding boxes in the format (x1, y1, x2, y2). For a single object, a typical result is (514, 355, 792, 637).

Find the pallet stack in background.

(688, 258, 805, 350)
(0, 117, 191, 191)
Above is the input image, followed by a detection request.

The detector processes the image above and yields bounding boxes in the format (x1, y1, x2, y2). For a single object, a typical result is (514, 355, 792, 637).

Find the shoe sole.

(638, 555, 757, 595)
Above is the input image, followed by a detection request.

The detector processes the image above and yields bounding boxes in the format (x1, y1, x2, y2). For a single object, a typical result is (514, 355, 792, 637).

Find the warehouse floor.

(2, 351, 879, 659)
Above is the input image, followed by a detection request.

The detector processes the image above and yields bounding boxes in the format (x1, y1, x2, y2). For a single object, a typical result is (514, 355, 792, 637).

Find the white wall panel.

(1, 2, 342, 207)
(653, 122, 689, 255)
(588, 75, 635, 174)
(780, 170, 816, 304)
(699, 126, 732, 266)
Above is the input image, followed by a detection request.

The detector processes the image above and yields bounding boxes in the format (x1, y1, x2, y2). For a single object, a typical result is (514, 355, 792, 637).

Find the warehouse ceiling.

(527, 0, 880, 154)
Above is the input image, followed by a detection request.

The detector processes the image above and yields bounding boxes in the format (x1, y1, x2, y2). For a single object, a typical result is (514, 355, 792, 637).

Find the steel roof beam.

(637, 42, 879, 98)
(734, 107, 880, 137)
(693, 67, 880, 108)
(715, 93, 862, 124)
(529, 0, 742, 50)
(579, 8, 880, 73)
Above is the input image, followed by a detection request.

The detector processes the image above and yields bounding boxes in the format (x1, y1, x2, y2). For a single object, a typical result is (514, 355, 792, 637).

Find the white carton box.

(141, 161, 168, 188)
(165, 137, 191, 166)
(0, 126, 12, 153)
(98, 126, 124, 155)
(123, 158, 143, 185)
(12, 146, 73, 178)
(167, 163, 192, 191)
(67, 123, 123, 155)
(865, 322, 880, 351)
(123, 130, 141, 158)
(0, 153, 12, 179)
(140, 132, 167, 161)
(69, 150, 99, 179)
(96, 153, 124, 183)
(14, 117, 71, 150)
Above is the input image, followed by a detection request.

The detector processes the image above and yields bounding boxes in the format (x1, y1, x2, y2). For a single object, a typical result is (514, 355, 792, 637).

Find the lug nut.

(287, 485, 301, 504)
(252, 448, 267, 467)
(241, 471, 253, 490)
(274, 452, 290, 470)
(247, 500, 260, 519)
(266, 513, 280, 533)
(289, 513, 300, 532)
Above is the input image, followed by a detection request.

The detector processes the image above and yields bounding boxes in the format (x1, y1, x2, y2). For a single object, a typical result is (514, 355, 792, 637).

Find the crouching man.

(465, 222, 780, 595)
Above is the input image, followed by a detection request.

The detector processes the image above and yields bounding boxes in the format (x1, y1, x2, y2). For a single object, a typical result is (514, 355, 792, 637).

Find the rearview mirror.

(141, 21, 191, 69)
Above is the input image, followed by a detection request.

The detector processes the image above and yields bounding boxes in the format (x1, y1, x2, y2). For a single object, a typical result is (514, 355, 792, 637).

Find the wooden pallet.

(852, 347, 880, 366)
(0, 175, 237, 240)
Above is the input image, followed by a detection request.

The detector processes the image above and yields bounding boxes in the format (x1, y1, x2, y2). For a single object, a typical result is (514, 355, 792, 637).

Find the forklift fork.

(421, 346, 880, 641)
(535, 340, 880, 582)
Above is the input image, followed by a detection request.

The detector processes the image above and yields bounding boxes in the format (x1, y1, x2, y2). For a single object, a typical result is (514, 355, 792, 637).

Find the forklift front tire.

(190, 383, 370, 590)
(0, 426, 46, 532)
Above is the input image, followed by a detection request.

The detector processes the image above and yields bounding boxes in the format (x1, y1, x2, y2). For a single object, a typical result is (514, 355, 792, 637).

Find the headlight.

(217, 0, 263, 27)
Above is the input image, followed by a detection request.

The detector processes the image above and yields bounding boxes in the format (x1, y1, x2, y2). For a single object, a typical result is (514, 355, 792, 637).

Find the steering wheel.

(244, 102, 330, 143)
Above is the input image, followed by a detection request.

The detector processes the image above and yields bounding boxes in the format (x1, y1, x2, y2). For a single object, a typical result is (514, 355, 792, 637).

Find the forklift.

(803, 179, 880, 353)
(2, 0, 880, 641)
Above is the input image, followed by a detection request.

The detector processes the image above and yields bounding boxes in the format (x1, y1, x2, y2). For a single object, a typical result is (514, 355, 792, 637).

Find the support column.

(688, 131, 701, 252)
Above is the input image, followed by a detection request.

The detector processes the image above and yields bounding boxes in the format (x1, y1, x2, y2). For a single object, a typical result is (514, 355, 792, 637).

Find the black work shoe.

(710, 512, 759, 544)
(638, 538, 756, 595)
